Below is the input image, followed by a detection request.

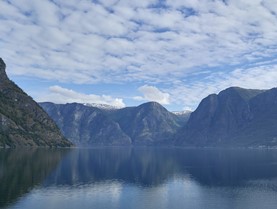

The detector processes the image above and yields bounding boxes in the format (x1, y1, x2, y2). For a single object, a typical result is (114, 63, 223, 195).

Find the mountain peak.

(0, 58, 7, 79)
(83, 103, 123, 110)
(0, 57, 5, 67)
(0, 59, 72, 147)
(138, 101, 163, 108)
(219, 86, 264, 101)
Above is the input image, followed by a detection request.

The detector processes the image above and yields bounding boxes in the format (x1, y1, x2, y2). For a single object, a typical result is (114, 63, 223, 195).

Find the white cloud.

(135, 85, 170, 105)
(36, 85, 125, 107)
(1, 0, 277, 110)
(1, 0, 277, 84)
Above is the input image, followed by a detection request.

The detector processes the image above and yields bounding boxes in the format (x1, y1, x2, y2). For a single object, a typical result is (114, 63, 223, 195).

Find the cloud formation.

(1, 0, 277, 82)
(37, 85, 125, 107)
(135, 85, 170, 105)
(1, 0, 277, 109)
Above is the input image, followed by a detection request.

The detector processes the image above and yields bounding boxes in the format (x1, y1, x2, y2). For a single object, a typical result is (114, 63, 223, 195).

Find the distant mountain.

(0, 58, 72, 148)
(110, 102, 182, 145)
(39, 102, 131, 146)
(40, 101, 182, 146)
(175, 87, 277, 147)
(83, 103, 123, 111)
(172, 110, 192, 125)
(172, 110, 192, 116)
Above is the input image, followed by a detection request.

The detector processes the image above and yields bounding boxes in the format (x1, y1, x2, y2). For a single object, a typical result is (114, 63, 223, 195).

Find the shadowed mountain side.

(237, 88, 277, 145)
(175, 87, 277, 147)
(0, 58, 72, 147)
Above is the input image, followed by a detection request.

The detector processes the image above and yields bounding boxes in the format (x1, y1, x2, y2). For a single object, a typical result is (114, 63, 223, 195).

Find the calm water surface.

(1, 147, 277, 209)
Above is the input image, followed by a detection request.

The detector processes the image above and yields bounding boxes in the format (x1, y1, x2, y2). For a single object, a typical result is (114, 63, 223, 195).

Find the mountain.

(172, 110, 192, 116)
(83, 103, 122, 111)
(175, 87, 277, 147)
(39, 85, 277, 147)
(0, 58, 72, 148)
(110, 102, 182, 145)
(39, 102, 131, 146)
(40, 101, 182, 146)
(242, 88, 277, 145)
(172, 110, 192, 125)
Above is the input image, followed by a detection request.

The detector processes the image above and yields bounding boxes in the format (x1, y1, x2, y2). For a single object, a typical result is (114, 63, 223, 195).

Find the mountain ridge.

(39, 102, 131, 146)
(175, 87, 277, 147)
(40, 101, 184, 145)
(0, 58, 72, 148)
(40, 86, 277, 147)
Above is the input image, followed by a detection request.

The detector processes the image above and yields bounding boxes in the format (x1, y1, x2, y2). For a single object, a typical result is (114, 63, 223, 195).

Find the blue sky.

(1, 0, 277, 111)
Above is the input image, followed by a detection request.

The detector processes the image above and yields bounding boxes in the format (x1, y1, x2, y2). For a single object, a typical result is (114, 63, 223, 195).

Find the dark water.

(1, 147, 277, 209)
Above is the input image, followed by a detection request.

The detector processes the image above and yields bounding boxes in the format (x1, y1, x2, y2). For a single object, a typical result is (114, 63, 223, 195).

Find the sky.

(0, 0, 277, 111)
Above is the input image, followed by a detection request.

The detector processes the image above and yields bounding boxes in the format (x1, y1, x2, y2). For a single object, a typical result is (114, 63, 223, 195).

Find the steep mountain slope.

(239, 88, 277, 145)
(0, 58, 72, 148)
(40, 102, 131, 146)
(175, 87, 277, 147)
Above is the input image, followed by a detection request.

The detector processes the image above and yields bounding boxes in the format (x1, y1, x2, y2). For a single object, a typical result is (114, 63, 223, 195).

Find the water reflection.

(45, 147, 181, 187)
(1, 147, 277, 209)
(0, 149, 68, 208)
(45, 148, 277, 187)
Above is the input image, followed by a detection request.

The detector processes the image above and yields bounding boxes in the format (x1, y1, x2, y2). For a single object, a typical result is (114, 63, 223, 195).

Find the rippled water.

(1, 147, 277, 209)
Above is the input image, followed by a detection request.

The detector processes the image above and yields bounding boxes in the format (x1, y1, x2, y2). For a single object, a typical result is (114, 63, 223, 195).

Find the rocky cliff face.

(0, 58, 72, 148)
(40, 101, 182, 146)
(243, 88, 277, 145)
(176, 87, 277, 147)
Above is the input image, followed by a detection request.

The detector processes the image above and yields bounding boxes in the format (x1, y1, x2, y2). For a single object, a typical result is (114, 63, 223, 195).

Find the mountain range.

(0, 58, 72, 148)
(1, 57, 277, 148)
(40, 101, 187, 146)
(41, 87, 277, 148)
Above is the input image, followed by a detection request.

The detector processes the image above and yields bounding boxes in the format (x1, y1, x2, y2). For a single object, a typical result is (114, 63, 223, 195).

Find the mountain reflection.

(45, 148, 277, 187)
(1, 147, 277, 208)
(45, 147, 181, 187)
(0, 149, 68, 208)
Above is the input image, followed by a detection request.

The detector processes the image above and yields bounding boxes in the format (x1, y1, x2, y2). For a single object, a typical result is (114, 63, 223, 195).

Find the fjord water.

(1, 148, 277, 209)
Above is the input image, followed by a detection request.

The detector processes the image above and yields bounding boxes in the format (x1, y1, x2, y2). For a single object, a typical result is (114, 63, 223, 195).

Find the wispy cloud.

(36, 85, 125, 107)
